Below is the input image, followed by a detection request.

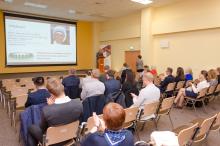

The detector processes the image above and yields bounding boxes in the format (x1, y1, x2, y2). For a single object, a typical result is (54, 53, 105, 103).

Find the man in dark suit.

(104, 70, 121, 96)
(28, 78, 83, 146)
(62, 69, 80, 99)
(160, 67, 175, 93)
(25, 77, 51, 108)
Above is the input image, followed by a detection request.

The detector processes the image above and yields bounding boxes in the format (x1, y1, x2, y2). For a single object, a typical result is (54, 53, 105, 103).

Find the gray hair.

(143, 72, 154, 82)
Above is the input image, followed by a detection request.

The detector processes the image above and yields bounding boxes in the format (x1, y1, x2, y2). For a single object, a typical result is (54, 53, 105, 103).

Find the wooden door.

(125, 50, 140, 72)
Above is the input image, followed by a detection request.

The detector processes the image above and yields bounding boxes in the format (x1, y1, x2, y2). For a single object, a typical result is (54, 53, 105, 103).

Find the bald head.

(143, 72, 154, 86)
(92, 69, 100, 78)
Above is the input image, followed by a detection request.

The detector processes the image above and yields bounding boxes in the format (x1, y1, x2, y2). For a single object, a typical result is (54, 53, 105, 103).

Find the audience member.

(122, 70, 139, 107)
(25, 77, 50, 108)
(131, 72, 160, 108)
(174, 73, 210, 108)
(207, 69, 218, 86)
(201, 70, 208, 80)
(81, 103, 134, 146)
(150, 66, 158, 76)
(28, 78, 83, 146)
(80, 70, 92, 87)
(136, 55, 144, 76)
(81, 69, 105, 100)
(99, 65, 110, 83)
(62, 68, 80, 99)
(159, 67, 175, 93)
(185, 67, 193, 81)
(104, 70, 121, 96)
(120, 63, 130, 84)
(217, 67, 220, 83)
(174, 67, 185, 82)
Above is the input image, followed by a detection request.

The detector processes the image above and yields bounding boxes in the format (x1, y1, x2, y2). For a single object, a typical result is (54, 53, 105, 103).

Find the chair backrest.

(211, 112, 220, 130)
(207, 85, 217, 95)
(178, 123, 199, 146)
(166, 82, 176, 92)
(124, 106, 139, 124)
(16, 94, 28, 108)
(159, 96, 175, 113)
(176, 81, 185, 90)
(196, 114, 217, 139)
(214, 84, 220, 93)
(141, 102, 159, 118)
(11, 88, 29, 97)
(197, 88, 208, 99)
(45, 121, 79, 146)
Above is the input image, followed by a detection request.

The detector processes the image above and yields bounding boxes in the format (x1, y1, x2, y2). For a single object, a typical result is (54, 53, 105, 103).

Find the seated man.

(81, 69, 105, 100)
(25, 77, 50, 108)
(28, 78, 83, 146)
(159, 67, 175, 93)
(104, 70, 121, 96)
(62, 68, 80, 99)
(131, 72, 160, 108)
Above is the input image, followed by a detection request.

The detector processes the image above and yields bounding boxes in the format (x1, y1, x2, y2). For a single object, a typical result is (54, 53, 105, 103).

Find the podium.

(98, 56, 105, 72)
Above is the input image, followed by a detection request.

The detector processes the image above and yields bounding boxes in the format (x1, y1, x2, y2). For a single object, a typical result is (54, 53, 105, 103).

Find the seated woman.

(175, 67, 185, 82)
(174, 73, 210, 108)
(185, 67, 193, 81)
(25, 77, 50, 107)
(122, 70, 139, 107)
(81, 103, 134, 146)
(207, 69, 218, 86)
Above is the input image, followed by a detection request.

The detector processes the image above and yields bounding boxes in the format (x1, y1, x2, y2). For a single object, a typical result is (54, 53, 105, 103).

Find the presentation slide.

(4, 14, 77, 66)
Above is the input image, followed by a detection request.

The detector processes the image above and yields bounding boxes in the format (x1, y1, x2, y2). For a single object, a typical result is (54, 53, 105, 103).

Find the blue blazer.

(104, 79, 121, 96)
(160, 75, 175, 93)
(25, 89, 50, 108)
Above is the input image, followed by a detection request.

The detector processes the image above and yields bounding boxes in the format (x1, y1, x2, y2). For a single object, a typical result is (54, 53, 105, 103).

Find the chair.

(163, 82, 176, 98)
(138, 102, 160, 130)
(191, 112, 220, 134)
(123, 106, 139, 128)
(177, 123, 199, 146)
(185, 87, 208, 113)
(11, 94, 28, 128)
(157, 96, 175, 128)
(173, 114, 217, 144)
(39, 121, 80, 146)
(205, 85, 218, 102)
(213, 84, 220, 100)
(174, 81, 185, 95)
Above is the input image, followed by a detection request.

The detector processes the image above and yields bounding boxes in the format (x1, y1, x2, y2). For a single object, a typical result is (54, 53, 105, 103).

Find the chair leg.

(168, 114, 174, 129)
(202, 100, 207, 113)
(134, 122, 140, 141)
(140, 122, 146, 131)
(153, 119, 158, 130)
(192, 101, 197, 113)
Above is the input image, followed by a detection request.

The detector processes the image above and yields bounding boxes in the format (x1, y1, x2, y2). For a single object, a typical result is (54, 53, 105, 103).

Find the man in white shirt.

(131, 72, 160, 108)
(81, 69, 105, 100)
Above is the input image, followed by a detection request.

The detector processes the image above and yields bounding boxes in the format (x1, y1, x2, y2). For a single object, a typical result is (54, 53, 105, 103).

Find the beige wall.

(97, 12, 141, 71)
(151, 0, 220, 77)
(96, 0, 220, 78)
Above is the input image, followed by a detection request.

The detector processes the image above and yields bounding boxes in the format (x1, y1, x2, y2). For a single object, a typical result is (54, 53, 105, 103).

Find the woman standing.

(136, 55, 144, 74)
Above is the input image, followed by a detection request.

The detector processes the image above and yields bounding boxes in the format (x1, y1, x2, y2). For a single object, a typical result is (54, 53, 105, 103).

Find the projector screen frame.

(3, 12, 78, 67)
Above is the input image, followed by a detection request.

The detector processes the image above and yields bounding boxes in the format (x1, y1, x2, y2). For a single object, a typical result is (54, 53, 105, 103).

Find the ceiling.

(0, 0, 181, 21)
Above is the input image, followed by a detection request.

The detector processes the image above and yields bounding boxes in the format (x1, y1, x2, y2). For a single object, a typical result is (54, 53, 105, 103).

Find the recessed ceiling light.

(24, 2, 48, 9)
(131, 0, 153, 5)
